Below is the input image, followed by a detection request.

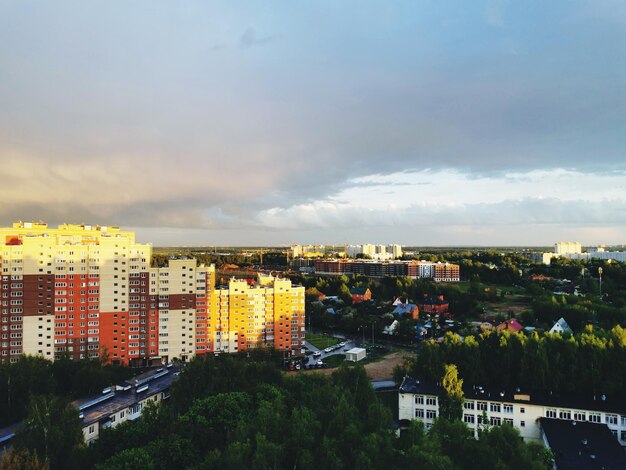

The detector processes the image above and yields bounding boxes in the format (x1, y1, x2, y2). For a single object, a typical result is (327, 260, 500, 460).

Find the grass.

(323, 354, 346, 368)
(305, 333, 341, 350)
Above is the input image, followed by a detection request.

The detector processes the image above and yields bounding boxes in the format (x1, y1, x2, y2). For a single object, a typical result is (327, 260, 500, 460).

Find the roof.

(550, 317, 573, 335)
(393, 303, 417, 314)
(418, 295, 448, 306)
(496, 319, 523, 332)
(74, 366, 181, 427)
(540, 418, 626, 469)
(346, 347, 366, 354)
(399, 377, 626, 415)
(350, 287, 370, 295)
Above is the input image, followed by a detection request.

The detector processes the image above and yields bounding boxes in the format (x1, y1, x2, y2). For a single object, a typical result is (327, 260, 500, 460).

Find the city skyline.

(1, 1, 625, 245)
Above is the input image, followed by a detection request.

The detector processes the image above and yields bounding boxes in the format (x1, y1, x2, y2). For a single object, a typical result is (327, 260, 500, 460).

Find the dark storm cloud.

(0, 1, 625, 243)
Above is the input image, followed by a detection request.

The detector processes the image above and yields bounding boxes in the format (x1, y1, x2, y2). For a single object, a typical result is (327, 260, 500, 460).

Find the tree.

(0, 447, 47, 470)
(439, 364, 464, 421)
(15, 395, 84, 470)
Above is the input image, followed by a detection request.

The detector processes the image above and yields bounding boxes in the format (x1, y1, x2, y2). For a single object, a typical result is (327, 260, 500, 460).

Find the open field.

(293, 349, 414, 381)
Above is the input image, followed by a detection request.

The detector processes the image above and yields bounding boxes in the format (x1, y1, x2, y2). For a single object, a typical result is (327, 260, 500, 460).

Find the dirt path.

(363, 350, 413, 381)
(291, 349, 414, 381)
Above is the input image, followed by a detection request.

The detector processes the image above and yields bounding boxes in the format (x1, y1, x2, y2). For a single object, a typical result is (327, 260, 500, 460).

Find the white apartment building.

(345, 244, 403, 260)
(554, 242, 582, 255)
(399, 378, 626, 446)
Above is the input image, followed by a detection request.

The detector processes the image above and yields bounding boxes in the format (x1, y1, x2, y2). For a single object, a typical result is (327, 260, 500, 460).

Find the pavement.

(303, 338, 356, 365)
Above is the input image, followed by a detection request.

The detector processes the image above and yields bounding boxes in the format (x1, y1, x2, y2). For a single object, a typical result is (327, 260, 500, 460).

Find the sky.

(1, 0, 625, 246)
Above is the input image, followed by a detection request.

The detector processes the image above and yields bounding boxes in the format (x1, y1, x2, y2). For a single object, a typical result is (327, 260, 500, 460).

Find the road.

(302, 338, 357, 366)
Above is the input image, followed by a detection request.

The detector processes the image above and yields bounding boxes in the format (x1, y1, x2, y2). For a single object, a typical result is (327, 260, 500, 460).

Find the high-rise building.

(554, 242, 582, 255)
(0, 222, 304, 365)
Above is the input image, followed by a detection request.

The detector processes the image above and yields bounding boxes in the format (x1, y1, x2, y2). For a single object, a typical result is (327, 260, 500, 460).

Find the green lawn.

(305, 333, 341, 349)
(323, 354, 346, 368)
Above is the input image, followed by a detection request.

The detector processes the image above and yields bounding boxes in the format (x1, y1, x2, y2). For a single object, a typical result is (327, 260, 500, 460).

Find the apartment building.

(399, 378, 626, 447)
(314, 259, 460, 281)
(0, 222, 305, 365)
(208, 274, 305, 354)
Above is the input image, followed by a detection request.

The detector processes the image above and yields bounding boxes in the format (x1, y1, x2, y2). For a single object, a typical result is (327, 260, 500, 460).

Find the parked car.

(339, 341, 346, 347)
(324, 347, 332, 353)
(313, 351, 321, 357)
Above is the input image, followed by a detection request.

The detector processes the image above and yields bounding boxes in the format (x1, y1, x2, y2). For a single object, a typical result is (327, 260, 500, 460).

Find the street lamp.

(598, 267, 603, 297)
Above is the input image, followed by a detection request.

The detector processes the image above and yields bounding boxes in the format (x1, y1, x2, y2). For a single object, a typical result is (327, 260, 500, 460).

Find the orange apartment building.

(0, 222, 305, 365)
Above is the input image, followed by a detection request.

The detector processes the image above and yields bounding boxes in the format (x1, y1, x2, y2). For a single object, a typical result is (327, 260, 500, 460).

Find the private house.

(418, 294, 449, 316)
(496, 319, 524, 334)
(549, 317, 573, 335)
(350, 287, 372, 303)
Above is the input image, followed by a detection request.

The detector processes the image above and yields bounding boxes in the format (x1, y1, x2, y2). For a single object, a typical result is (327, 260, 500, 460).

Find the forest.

(0, 356, 132, 427)
(3, 352, 553, 470)
(404, 326, 626, 397)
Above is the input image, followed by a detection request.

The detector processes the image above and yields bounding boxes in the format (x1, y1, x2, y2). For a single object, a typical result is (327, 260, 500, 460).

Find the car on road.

(316, 360, 324, 368)
(339, 341, 346, 347)
(324, 347, 332, 353)
(313, 351, 321, 357)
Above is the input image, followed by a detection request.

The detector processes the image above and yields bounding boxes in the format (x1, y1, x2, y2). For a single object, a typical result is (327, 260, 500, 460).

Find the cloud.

(239, 26, 278, 48)
(485, 0, 508, 28)
(0, 1, 625, 244)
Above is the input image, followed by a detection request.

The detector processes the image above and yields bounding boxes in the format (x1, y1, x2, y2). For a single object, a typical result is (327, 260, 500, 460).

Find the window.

(88, 425, 95, 434)
(520, 421, 526, 427)
(559, 410, 571, 420)
(503, 404, 513, 414)
(416, 409, 424, 419)
(588, 413, 601, 423)
(606, 414, 617, 425)
(621, 431, 626, 442)
(464, 401, 475, 410)
(490, 403, 501, 413)
(573, 412, 585, 421)
(546, 409, 557, 419)
(490, 417, 501, 426)
(415, 396, 424, 405)
(503, 418, 513, 426)
(477, 402, 487, 411)
(426, 397, 437, 406)
(463, 414, 475, 424)
(426, 410, 437, 420)
(520, 407, 525, 414)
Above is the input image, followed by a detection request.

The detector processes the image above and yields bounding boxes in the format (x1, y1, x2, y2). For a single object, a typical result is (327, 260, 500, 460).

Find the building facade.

(314, 259, 460, 281)
(399, 378, 626, 447)
(0, 222, 305, 365)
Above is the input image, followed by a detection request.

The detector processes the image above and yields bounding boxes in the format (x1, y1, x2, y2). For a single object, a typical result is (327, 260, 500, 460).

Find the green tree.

(15, 395, 84, 470)
(0, 447, 47, 470)
(439, 364, 464, 421)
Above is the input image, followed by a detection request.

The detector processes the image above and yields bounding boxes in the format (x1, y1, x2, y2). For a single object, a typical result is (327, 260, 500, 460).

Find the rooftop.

(540, 418, 626, 469)
(399, 378, 626, 415)
(74, 366, 181, 427)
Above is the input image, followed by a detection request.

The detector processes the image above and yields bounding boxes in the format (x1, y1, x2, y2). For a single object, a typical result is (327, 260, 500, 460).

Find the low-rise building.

(77, 366, 180, 444)
(399, 377, 626, 447)
(540, 418, 626, 469)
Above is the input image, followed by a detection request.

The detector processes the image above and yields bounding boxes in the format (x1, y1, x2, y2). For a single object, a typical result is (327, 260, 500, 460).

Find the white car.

(313, 351, 321, 357)
(339, 342, 346, 347)
(324, 347, 332, 353)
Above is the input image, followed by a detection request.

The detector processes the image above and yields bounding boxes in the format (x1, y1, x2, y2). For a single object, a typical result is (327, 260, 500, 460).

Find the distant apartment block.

(290, 245, 325, 258)
(313, 259, 460, 281)
(554, 241, 582, 255)
(0, 222, 305, 365)
(344, 244, 403, 260)
(532, 241, 626, 265)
